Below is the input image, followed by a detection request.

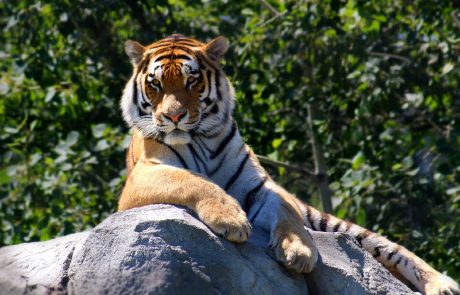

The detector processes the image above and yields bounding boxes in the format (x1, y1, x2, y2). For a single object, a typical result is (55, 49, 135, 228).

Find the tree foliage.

(1, 0, 459, 280)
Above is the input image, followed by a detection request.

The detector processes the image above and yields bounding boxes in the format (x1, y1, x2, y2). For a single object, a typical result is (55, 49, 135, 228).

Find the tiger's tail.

(302, 203, 459, 295)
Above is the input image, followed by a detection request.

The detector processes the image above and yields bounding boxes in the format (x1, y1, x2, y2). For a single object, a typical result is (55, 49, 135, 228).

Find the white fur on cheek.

(120, 76, 139, 127)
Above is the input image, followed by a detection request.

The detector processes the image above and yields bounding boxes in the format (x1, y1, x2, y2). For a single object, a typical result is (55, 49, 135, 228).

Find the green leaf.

(392, 163, 403, 171)
(272, 138, 283, 149)
(356, 208, 367, 225)
(45, 87, 56, 103)
(65, 131, 79, 147)
(441, 62, 454, 76)
(92, 124, 107, 138)
(351, 152, 365, 170)
(95, 139, 110, 151)
(0, 169, 10, 185)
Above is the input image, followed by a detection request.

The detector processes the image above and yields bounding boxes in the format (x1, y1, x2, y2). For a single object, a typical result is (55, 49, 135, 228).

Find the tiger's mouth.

(163, 129, 192, 145)
(156, 115, 200, 145)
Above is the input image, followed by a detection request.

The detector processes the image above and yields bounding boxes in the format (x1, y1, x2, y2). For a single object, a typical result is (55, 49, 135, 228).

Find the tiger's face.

(121, 34, 235, 145)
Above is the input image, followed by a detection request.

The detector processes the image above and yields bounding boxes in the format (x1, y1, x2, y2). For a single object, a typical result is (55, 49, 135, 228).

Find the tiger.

(118, 34, 459, 295)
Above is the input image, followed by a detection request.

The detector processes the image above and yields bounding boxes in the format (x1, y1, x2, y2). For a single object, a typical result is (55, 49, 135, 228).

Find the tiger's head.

(120, 34, 235, 145)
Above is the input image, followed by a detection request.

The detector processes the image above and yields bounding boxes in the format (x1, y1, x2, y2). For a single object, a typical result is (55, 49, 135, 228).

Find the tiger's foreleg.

(119, 160, 251, 242)
(304, 204, 460, 295)
(248, 181, 318, 273)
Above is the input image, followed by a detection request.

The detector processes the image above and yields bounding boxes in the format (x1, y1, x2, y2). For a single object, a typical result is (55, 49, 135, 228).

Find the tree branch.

(306, 104, 333, 213)
(368, 51, 411, 63)
(256, 155, 315, 180)
(258, 0, 280, 16)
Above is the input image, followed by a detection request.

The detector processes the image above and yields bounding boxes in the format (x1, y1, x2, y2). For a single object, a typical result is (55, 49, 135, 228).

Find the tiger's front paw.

(196, 198, 251, 243)
(424, 273, 459, 295)
(270, 228, 318, 273)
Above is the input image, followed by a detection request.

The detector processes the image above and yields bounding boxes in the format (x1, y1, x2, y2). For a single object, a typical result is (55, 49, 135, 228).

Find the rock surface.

(0, 204, 415, 295)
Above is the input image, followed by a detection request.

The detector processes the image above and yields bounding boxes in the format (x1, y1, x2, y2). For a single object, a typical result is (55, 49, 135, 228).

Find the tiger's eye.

(152, 79, 160, 85)
(187, 76, 196, 83)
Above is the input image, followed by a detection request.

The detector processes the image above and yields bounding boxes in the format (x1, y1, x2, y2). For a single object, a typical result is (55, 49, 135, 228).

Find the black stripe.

(187, 144, 207, 174)
(211, 122, 237, 159)
(414, 269, 421, 281)
(355, 231, 370, 246)
(404, 258, 408, 267)
(345, 222, 352, 231)
(134, 78, 148, 117)
(373, 246, 381, 258)
(141, 53, 152, 74)
(132, 76, 138, 105)
(153, 47, 173, 56)
(200, 113, 210, 120)
(210, 103, 219, 114)
(333, 221, 342, 232)
(215, 70, 222, 100)
(242, 176, 268, 212)
(140, 100, 150, 109)
(306, 206, 316, 230)
(150, 42, 173, 50)
(173, 54, 191, 60)
(394, 257, 402, 268)
(176, 46, 196, 55)
(201, 117, 231, 138)
(176, 41, 201, 47)
(201, 126, 224, 139)
(249, 203, 266, 222)
(187, 145, 201, 173)
(387, 251, 396, 261)
(222, 108, 230, 123)
(195, 135, 213, 154)
(154, 54, 174, 62)
(164, 144, 188, 169)
(224, 152, 250, 191)
(208, 153, 227, 177)
(245, 177, 268, 219)
(138, 108, 148, 116)
(134, 53, 150, 75)
(191, 137, 209, 160)
(206, 70, 213, 99)
(203, 97, 212, 105)
(188, 143, 205, 164)
(152, 45, 195, 56)
(196, 51, 218, 71)
(139, 86, 151, 109)
(195, 55, 206, 70)
(319, 214, 328, 231)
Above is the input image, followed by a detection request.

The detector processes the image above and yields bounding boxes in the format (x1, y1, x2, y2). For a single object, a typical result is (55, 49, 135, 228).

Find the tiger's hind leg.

(304, 204, 460, 295)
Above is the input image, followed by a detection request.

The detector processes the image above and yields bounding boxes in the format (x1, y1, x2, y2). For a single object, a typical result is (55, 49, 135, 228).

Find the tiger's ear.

(125, 40, 145, 65)
(205, 36, 229, 63)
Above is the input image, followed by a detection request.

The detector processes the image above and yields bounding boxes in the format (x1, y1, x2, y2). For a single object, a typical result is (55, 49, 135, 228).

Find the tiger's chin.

(163, 129, 192, 145)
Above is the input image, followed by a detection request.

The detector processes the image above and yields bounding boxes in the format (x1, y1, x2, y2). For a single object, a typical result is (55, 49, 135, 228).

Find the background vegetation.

(1, 0, 459, 281)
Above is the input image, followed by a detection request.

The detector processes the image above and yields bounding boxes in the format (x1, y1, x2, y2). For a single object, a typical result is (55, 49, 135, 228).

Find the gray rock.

(0, 232, 89, 295)
(67, 204, 307, 295)
(0, 204, 415, 295)
(308, 231, 415, 294)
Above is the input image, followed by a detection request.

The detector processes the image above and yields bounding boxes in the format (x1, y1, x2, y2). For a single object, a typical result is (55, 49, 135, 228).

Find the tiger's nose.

(163, 110, 187, 123)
